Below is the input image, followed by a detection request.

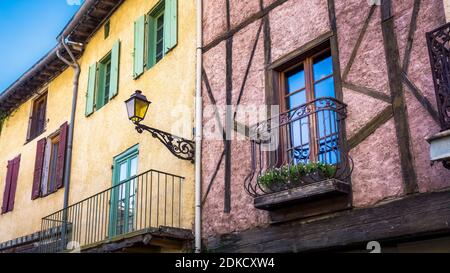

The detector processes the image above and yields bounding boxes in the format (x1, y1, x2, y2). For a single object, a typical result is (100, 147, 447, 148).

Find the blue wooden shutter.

(86, 63, 97, 116)
(164, 0, 178, 53)
(109, 40, 120, 99)
(133, 15, 145, 78)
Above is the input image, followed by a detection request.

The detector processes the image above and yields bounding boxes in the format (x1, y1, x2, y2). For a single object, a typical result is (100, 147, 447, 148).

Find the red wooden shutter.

(56, 122, 68, 189)
(7, 155, 21, 212)
(1, 160, 13, 214)
(32, 138, 46, 200)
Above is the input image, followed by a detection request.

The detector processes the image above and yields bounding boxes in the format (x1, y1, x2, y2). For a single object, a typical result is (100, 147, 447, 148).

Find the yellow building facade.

(0, 0, 196, 252)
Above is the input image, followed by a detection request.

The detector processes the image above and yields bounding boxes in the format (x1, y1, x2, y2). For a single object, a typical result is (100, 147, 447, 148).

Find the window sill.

(254, 179, 352, 224)
(39, 188, 61, 199)
(24, 129, 46, 146)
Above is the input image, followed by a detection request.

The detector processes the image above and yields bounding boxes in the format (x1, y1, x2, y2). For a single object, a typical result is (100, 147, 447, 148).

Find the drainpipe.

(194, 0, 203, 253)
(56, 37, 82, 250)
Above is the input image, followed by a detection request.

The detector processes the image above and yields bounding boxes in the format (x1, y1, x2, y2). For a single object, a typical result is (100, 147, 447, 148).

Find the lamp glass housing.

(125, 90, 151, 124)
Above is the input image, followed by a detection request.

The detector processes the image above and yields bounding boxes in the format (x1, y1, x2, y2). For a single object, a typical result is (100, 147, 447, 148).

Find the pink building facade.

(201, 0, 450, 252)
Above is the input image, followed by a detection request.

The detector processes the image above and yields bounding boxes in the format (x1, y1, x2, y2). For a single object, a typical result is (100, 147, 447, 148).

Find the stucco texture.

(201, 0, 450, 240)
(0, 0, 196, 244)
(201, 0, 331, 238)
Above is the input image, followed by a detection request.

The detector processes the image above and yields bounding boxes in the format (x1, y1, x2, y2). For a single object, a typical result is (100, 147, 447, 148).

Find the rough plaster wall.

(345, 7, 390, 96)
(351, 119, 404, 207)
(343, 88, 389, 139)
(202, 0, 227, 46)
(445, 0, 450, 22)
(335, 0, 371, 73)
(336, 0, 402, 205)
(201, 0, 331, 238)
(393, 0, 450, 192)
(270, 0, 331, 61)
(230, 0, 261, 28)
(202, 21, 269, 238)
(201, 0, 450, 238)
(202, 41, 228, 237)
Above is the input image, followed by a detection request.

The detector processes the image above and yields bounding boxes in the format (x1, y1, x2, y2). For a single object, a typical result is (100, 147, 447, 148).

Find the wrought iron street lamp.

(125, 90, 195, 162)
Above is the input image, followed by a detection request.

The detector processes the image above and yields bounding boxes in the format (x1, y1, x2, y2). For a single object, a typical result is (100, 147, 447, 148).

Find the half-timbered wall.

(201, 0, 450, 243)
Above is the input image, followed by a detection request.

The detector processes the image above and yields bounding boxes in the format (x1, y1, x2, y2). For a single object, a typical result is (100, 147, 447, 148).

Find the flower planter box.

(254, 179, 351, 223)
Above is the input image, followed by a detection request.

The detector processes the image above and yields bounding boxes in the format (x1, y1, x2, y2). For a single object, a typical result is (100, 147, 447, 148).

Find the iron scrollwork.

(427, 22, 450, 131)
(135, 123, 195, 163)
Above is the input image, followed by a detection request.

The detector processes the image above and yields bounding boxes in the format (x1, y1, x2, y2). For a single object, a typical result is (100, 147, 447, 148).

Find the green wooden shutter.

(85, 63, 97, 116)
(164, 0, 178, 53)
(133, 15, 145, 79)
(146, 15, 156, 70)
(96, 63, 105, 110)
(109, 40, 120, 99)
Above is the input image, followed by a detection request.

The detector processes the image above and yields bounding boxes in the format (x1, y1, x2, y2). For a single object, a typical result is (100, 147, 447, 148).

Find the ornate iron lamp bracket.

(135, 123, 195, 163)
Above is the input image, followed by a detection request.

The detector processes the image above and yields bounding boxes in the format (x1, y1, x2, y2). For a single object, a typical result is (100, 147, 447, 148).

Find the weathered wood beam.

(203, 0, 289, 52)
(342, 5, 376, 81)
(206, 190, 450, 252)
(348, 105, 394, 149)
(342, 81, 392, 103)
(381, 0, 418, 194)
(402, 72, 440, 123)
(402, 0, 421, 73)
(224, 0, 233, 214)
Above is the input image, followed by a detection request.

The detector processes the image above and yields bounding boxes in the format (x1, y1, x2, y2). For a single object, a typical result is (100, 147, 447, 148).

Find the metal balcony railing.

(427, 22, 450, 131)
(244, 97, 353, 197)
(39, 169, 185, 253)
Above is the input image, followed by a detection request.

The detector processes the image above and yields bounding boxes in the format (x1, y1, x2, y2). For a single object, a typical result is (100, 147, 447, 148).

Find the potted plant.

(257, 162, 337, 193)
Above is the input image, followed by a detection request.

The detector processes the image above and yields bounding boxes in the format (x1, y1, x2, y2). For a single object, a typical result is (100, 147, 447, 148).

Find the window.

(97, 53, 112, 110)
(31, 122, 68, 199)
(279, 48, 339, 165)
(1, 155, 20, 214)
(110, 144, 139, 237)
(40, 134, 60, 196)
(28, 92, 47, 141)
(154, 10, 165, 63)
(133, 0, 178, 78)
(104, 20, 110, 39)
(85, 40, 120, 116)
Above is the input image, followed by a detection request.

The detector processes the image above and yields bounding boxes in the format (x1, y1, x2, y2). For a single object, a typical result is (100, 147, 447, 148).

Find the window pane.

(314, 76, 335, 99)
(287, 90, 307, 110)
(313, 53, 333, 81)
(156, 13, 164, 62)
(130, 157, 138, 177)
(288, 117, 310, 164)
(104, 61, 111, 105)
(48, 141, 59, 192)
(286, 66, 305, 93)
(119, 162, 127, 182)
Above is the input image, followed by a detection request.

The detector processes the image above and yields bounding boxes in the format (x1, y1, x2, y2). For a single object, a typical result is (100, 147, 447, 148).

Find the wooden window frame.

(27, 92, 48, 142)
(41, 133, 60, 197)
(268, 38, 341, 166)
(104, 20, 110, 39)
(278, 47, 334, 164)
(96, 52, 112, 110)
(145, 1, 166, 69)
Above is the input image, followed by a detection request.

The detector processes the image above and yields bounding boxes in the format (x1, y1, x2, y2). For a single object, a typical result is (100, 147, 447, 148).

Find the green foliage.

(257, 162, 337, 191)
(0, 111, 7, 136)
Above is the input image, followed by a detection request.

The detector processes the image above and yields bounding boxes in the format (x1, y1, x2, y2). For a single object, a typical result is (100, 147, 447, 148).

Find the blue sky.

(0, 0, 83, 93)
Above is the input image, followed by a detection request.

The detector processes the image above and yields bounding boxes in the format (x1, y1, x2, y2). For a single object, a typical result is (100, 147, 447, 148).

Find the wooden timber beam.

(206, 190, 450, 253)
